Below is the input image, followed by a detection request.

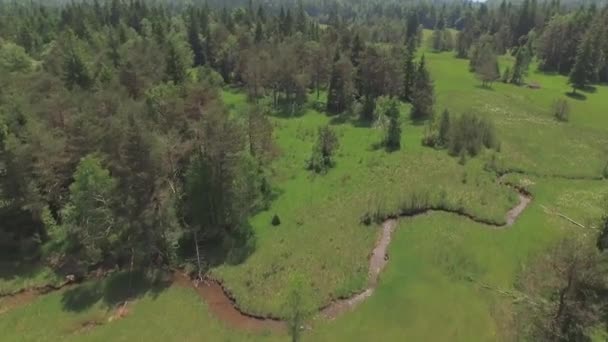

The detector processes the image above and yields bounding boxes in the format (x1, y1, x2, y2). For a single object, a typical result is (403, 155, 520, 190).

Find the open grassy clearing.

(214, 89, 517, 317)
(426, 50, 608, 178)
(309, 177, 608, 341)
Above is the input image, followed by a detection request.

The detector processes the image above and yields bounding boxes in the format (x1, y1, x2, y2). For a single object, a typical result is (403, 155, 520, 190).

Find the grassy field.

(2, 31, 608, 341)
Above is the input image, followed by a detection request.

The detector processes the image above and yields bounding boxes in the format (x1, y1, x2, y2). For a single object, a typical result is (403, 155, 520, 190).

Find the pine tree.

(410, 56, 435, 121)
(254, 21, 264, 43)
(296, 0, 307, 34)
(351, 33, 364, 68)
(438, 109, 450, 146)
(326, 51, 353, 114)
(165, 38, 192, 84)
(402, 38, 416, 101)
(510, 46, 531, 85)
(187, 11, 205, 67)
(63, 40, 93, 90)
(569, 35, 594, 94)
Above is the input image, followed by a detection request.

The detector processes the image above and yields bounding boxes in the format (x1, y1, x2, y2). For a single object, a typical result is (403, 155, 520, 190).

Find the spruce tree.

(510, 46, 531, 85)
(326, 51, 353, 114)
(569, 36, 594, 94)
(402, 38, 416, 101)
(438, 109, 450, 147)
(187, 11, 205, 67)
(410, 56, 435, 121)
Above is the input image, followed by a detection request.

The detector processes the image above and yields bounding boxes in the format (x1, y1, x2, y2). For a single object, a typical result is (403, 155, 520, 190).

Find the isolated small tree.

(307, 125, 339, 173)
(552, 98, 570, 122)
(510, 46, 531, 85)
(284, 274, 315, 342)
(384, 100, 401, 151)
(271, 214, 281, 226)
(475, 49, 500, 87)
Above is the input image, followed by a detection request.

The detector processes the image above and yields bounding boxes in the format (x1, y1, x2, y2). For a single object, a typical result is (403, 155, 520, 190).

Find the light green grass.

(212, 101, 517, 317)
(308, 177, 608, 341)
(0, 272, 285, 342)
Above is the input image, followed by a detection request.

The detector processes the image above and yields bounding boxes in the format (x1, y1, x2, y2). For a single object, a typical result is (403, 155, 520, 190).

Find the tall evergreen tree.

(410, 56, 434, 121)
(187, 11, 205, 67)
(326, 51, 353, 114)
(402, 38, 416, 101)
(510, 45, 531, 85)
(569, 33, 595, 94)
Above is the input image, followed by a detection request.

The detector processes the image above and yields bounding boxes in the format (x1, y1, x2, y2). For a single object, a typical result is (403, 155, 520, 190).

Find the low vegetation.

(1, 0, 608, 341)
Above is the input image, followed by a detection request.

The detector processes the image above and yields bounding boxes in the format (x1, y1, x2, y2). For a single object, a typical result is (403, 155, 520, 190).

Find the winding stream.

(186, 186, 533, 330)
(0, 186, 533, 333)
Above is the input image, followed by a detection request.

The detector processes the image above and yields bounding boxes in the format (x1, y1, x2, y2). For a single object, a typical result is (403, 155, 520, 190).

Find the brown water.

(173, 273, 285, 332)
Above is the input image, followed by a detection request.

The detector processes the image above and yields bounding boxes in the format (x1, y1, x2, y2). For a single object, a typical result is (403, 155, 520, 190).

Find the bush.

(552, 98, 570, 122)
(271, 214, 281, 226)
(448, 112, 499, 157)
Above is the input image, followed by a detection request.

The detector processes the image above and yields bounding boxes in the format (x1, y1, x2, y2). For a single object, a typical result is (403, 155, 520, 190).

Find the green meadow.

(2, 31, 608, 341)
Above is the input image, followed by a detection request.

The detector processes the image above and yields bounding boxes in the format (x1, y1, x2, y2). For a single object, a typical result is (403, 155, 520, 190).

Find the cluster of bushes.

(423, 110, 499, 160)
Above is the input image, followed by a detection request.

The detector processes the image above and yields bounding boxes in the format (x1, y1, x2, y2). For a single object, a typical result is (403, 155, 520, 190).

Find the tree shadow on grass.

(61, 270, 171, 313)
(582, 85, 597, 94)
(565, 92, 587, 101)
(177, 222, 257, 271)
(474, 84, 495, 91)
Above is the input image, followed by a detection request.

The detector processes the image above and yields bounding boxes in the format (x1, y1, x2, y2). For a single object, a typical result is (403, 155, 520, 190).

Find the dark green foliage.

(410, 56, 434, 121)
(402, 38, 416, 101)
(63, 39, 93, 90)
(510, 46, 531, 85)
(271, 214, 281, 226)
(360, 95, 376, 122)
(165, 37, 192, 84)
(438, 109, 451, 146)
(448, 112, 499, 157)
(384, 100, 401, 151)
(307, 125, 339, 174)
(569, 34, 595, 94)
(62, 155, 118, 266)
(327, 51, 354, 114)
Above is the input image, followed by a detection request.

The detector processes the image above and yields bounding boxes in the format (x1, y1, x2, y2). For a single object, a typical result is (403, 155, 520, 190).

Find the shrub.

(448, 112, 499, 157)
(552, 98, 570, 122)
(271, 214, 281, 226)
